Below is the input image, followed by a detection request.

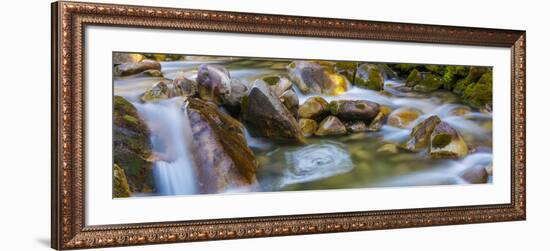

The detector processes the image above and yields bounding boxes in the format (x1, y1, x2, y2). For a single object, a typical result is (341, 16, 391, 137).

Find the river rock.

(196, 64, 232, 105)
(262, 75, 293, 97)
(186, 98, 258, 193)
(113, 53, 145, 65)
(172, 76, 198, 98)
(367, 106, 392, 131)
(241, 80, 304, 143)
(406, 69, 444, 92)
(463, 71, 493, 109)
(460, 164, 488, 184)
(354, 63, 384, 91)
(315, 115, 347, 136)
(140, 80, 171, 102)
(405, 115, 442, 151)
(299, 118, 318, 137)
(429, 121, 469, 159)
(387, 107, 421, 128)
(113, 164, 131, 198)
(287, 61, 349, 95)
(113, 96, 155, 194)
(334, 61, 358, 83)
(329, 100, 380, 122)
(298, 96, 329, 120)
(346, 121, 367, 133)
(223, 79, 249, 111)
(114, 59, 161, 77)
(280, 89, 299, 118)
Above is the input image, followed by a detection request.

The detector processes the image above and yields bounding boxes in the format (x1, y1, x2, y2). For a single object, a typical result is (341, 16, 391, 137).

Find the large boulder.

(172, 76, 198, 98)
(405, 115, 441, 151)
(406, 69, 444, 92)
(113, 96, 155, 194)
(241, 80, 305, 143)
(429, 121, 469, 159)
(315, 115, 347, 136)
(463, 71, 493, 109)
(387, 107, 421, 128)
(298, 96, 329, 120)
(114, 59, 161, 77)
(196, 64, 232, 104)
(287, 61, 349, 95)
(354, 63, 384, 91)
(328, 100, 380, 122)
(140, 81, 171, 102)
(186, 98, 258, 193)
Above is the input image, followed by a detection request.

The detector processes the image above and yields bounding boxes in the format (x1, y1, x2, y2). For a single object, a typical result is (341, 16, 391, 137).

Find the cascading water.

(134, 98, 198, 196)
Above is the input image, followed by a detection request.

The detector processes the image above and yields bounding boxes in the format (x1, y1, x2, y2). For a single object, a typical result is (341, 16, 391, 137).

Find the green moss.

(413, 73, 444, 92)
(394, 64, 419, 73)
(355, 64, 384, 91)
(425, 65, 445, 75)
(328, 101, 339, 115)
(432, 134, 452, 148)
(334, 61, 358, 83)
(406, 69, 421, 87)
(123, 114, 138, 125)
(379, 63, 398, 79)
(452, 66, 489, 95)
(463, 72, 493, 109)
(442, 66, 469, 90)
(113, 164, 131, 198)
(262, 75, 280, 86)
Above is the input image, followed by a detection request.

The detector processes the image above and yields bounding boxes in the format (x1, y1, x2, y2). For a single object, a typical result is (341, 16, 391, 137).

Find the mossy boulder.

(429, 121, 469, 159)
(113, 96, 155, 194)
(315, 115, 347, 136)
(299, 118, 318, 137)
(387, 107, 421, 128)
(405, 69, 422, 87)
(354, 63, 384, 91)
(114, 59, 161, 77)
(392, 63, 420, 77)
(452, 66, 489, 95)
(113, 164, 131, 198)
(367, 105, 392, 131)
(334, 61, 359, 83)
(442, 65, 469, 90)
(463, 72, 492, 109)
(186, 98, 258, 193)
(406, 70, 444, 92)
(241, 80, 304, 143)
(379, 63, 398, 80)
(140, 81, 171, 102)
(196, 64, 232, 105)
(298, 96, 329, 121)
(287, 61, 350, 95)
(405, 115, 441, 151)
(328, 100, 380, 122)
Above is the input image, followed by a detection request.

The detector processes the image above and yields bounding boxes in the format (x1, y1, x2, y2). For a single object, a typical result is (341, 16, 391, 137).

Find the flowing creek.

(114, 59, 493, 196)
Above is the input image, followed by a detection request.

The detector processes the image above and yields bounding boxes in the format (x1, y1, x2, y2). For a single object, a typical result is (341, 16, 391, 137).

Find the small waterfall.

(134, 98, 198, 196)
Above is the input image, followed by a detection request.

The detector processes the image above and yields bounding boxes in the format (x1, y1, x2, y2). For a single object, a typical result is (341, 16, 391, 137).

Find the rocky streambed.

(112, 53, 493, 198)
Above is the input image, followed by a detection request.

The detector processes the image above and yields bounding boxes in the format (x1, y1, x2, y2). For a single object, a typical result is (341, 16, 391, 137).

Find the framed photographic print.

(51, 1, 526, 249)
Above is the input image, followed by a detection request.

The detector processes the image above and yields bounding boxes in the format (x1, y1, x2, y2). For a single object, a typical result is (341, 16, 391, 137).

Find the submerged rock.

(377, 143, 399, 154)
(140, 81, 171, 102)
(405, 115, 441, 151)
(299, 118, 318, 137)
(196, 64, 232, 104)
(328, 100, 380, 122)
(186, 98, 257, 193)
(172, 76, 198, 98)
(241, 80, 304, 143)
(280, 89, 299, 118)
(287, 61, 349, 95)
(387, 107, 421, 128)
(354, 63, 384, 91)
(298, 96, 329, 120)
(460, 164, 489, 184)
(114, 59, 161, 77)
(429, 121, 469, 159)
(315, 115, 347, 136)
(113, 164, 131, 198)
(142, 69, 163, 78)
(113, 96, 155, 194)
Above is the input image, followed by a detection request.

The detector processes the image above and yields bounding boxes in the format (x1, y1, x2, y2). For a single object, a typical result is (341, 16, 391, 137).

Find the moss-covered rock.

(186, 98, 258, 193)
(452, 66, 489, 95)
(299, 118, 318, 137)
(413, 73, 445, 92)
(367, 105, 392, 131)
(113, 96, 155, 194)
(379, 63, 398, 80)
(329, 100, 380, 122)
(298, 96, 329, 121)
(113, 164, 131, 198)
(392, 63, 420, 77)
(405, 115, 441, 151)
(463, 71, 493, 109)
(334, 61, 359, 83)
(429, 121, 469, 159)
(114, 59, 161, 77)
(442, 65, 469, 90)
(241, 80, 304, 143)
(315, 115, 347, 136)
(140, 81, 171, 102)
(354, 63, 384, 91)
(262, 75, 293, 98)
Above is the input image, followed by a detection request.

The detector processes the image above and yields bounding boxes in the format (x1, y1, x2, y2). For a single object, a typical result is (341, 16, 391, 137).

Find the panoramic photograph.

(112, 52, 493, 198)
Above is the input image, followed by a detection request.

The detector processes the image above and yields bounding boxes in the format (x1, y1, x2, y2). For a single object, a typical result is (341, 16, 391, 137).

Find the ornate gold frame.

(51, 1, 526, 249)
